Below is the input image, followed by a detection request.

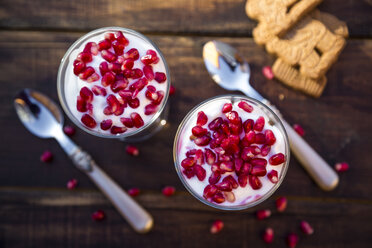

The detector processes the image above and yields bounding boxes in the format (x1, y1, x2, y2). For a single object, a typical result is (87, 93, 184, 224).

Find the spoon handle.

(55, 133, 153, 233)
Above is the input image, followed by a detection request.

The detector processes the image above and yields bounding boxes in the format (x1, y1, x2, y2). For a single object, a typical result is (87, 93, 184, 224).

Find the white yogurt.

(176, 97, 287, 207)
(64, 30, 168, 135)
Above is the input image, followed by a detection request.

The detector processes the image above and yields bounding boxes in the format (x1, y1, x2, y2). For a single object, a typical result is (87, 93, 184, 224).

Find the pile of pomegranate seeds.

(128, 187, 140, 197)
(72, 31, 167, 134)
(181, 101, 286, 205)
(67, 178, 78, 190)
(91, 209, 105, 221)
(40, 150, 53, 163)
(162, 186, 176, 197)
(210, 219, 224, 234)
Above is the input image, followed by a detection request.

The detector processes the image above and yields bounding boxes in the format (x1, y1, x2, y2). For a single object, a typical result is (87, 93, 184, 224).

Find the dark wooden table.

(1, 1, 372, 247)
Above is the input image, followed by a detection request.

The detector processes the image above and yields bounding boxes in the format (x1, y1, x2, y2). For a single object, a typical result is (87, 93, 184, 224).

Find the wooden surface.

(0, 0, 372, 247)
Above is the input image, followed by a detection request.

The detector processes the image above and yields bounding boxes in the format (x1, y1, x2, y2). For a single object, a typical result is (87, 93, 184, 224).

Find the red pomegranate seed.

(108, 62, 122, 73)
(154, 72, 166, 83)
(300, 220, 314, 235)
(181, 157, 195, 168)
(87, 73, 100, 83)
(106, 94, 121, 112)
(73, 61, 86, 75)
(261, 144, 271, 156)
(113, 105, 124, 116)
(104, 32, 115, 41)
(147, 49, 157, 57)
(100, 119, 113, 130)
(130, 112, 144, 128)
(240, 163, 252, 176)
(103, 106, 113, 115)
(126, 145, 139, 156)
(216, 180, 233, 191)
(245, 130, 256, 144)
(223, 175, 238, 189)
(225, 111, 240, 124)
(334, 162, 349, 172)
(276, 196, 287, 212)
(91, 85, 107, 97)
(67, 178, 78, 190)
(169, 85, 176, 96)
(118, 117, 133, 128)
(256, 209, 271, 220)
(263, 228, 274, 244)
(251, 158, 267, 167)
(194, 149, 204, 165)
(130, 78, 148, 93)
(219, 161, 234, 172)
(128, 188, 140, 197)
(234, 158, 243, 172)
(212, 191, 225, 203)
(243, 119, 254, 133)
(112, 40, 125, 55)
(204, 148, 216, 165)
(287, 233, 299, 248)
(208, 117, 223, 131)
(144, 103, 158, 115)
(162, 186, 175, 197)
(254, 116, 265, 131)
(110, 125, 127, 134)
(120, 59, 133, 71)
(79, 66, 95, 80)
(269, 153, 286, 165)
(111, 79, 129, 93)
(238, 174, 248, 187)
(265, 129, 276, 145)
(262, 66, 274, 80)
(143, 65, 154, 80)
(210, 219, 224, 234)
(192, 126, 208, 137)
(125, 48, 139, 60)
(99, 62, 109, 75)
(238, 101, 254, 113)
(92, 210, 105, 221)
(80, 87, 94, 102)
(267, 170, 279, 183)
(223, 191, 236, 202)
(194, 135, 211, 146)
(251, 164, 267, 177)
(241, 147, 254, 161)
(249, 175, 262, 190)
(196, 111, 208, 126)
(145, 89, 158, 101)
(40, 150, 53, 163)
(77, 52, 93, 63)
(209, 172, 221, 185)
(183, 168, 195, 179)
(114, 31, 129, 46)
(101, 50, 117, 62)
(222, 103, 232, 113)
(293, 124, 305, 136)
(203, 184, 218, 199)
(63, 125, 76, 136)
(194, 165, 206, 181)
(255, 133, 266, 144)
(83, 42, 98, 55)
(76, 96, 87, 112)
(81, 114, 97, 128)
(151, 91, 164, 105)
(118, 90, 133, 100)
(98, 39, 111, 51)
(101, 72, 115, 86)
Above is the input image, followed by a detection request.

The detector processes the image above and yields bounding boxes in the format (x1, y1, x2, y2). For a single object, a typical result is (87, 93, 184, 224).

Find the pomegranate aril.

(130, 112, 144, 128)
(241, 147, 254, 161)
(196, 111, 208, 126)
(208, 117, 223, 130)
(114, 31, 129, 46)
(293, 123, 305, 136)
(210, 219, 224, 234)
(130, 78, 148, 93)
(162, 186, 175, 197)
(245, 130, 256, 144)
(152, 91, 164, 105)
(40, 150, 53, 163)
(240, 162, 252, 176)
(223, 175, 238, 189)
(255, 133, 266, 144)
(194, 164, 206, 181)
(219, 154, 231, 162)
(120, 58, 134, 71)
(103, 106, 113, 115)
(225, 111, 240, 124)
(238, 174, 248, 187)
(186, 149, 197, 157)
(267, 170, 279, 183)
(79, 66, 95, 80)
(144, 103, 158, 115)
(276, 196, 287, 212)
(83, 42, 99, 55)
(92, 210, 105, 221)
(265, 130, 276, 146)
(111, 79, 129, 93)
(106, 94, 121, 112)
(221, 103, 232, 113)
(219, 161, 234, 172)
(223, 191, 236, 202)
(126, 145, 139, 156)
(263, 228, 274, 244)
(212, 191, 225, 203)
(108, 62, 122, 73)
(112, 40, 125, 55)
(91, 85, 107, 97)
(261, 144, 271, 156)
(125, 48, 139, 60)
(254, 116, 265, 132)
(80, 87, 94, 102)
(249, 145, 261, 155)
(194, 135, 211, 146)
(256, 209, 271, 220)
(208, 172, 221, 185)
(101, 72, 115, 86)
(169, 85, 176, 96)
(216, 180, 232, 191)
(98, 39, 112, 50)
(154, 72, 166, 83)
(143, 65, 154, 80)
(191, 126, 208, 137)
(243, 119, 254, 133)
(334, 162, 349, 172)
(73, 61, 86, 75)
(110, 125, 127, 134)
(249, 175, 262, 190)
(101, 50, 117, 62)
(262, 66, 274, 80)
(128, 188, 140, 197)
(100, 119, 113, 130)
(194, 149, 204, 165)
(238, 101, 254, 113)
(181, 157, 195, 168)
(251, 164, 267, 177)
(269, 153, 286, 165)
(104, 32, 115, 41)
(287, 233, 299, 248)
(183, 168, 195, 179)
(76, 96, 87, 112)
(234, 158, 243, 172)
(67, 178, 78, 190)
(203, 184, 218, 199)
(300, 220, 314, 235)
(77, 52, 93, 63)
(146, 49, 157, 57)
(81, 114, 97, 128)
(251, 158, 268, 167)
(87, 73, 100, 83)
(205, 148, 216, 165)
(118, 90, 133, 100)
(63, 125, 76, 136)
(119, 117, 134, 128)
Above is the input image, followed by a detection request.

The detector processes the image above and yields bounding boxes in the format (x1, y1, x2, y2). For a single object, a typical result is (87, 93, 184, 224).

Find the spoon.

(14, 88, 153, 233)
(203, 41, 339, 191)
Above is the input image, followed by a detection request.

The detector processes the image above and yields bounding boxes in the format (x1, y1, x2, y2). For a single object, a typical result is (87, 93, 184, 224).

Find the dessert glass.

(57, 27, 170, 141)
(173, 95, 290, 210)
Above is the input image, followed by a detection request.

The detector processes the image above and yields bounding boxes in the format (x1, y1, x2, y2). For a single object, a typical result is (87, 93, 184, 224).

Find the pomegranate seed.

(194, 165, 206, 181)
(221, 103, 232, 113)
(181, 157, 195, 168)
(99, 62, 109, 75)
(212, 191, 225, 203)
(208, 117, 223, 130)
(110, 125, 127, 134)
(203, 184, 218, 199)
(243, 119, 254, 133)
(219, 161, 234, 172)
(128, 188, 140, 197)
(80, 87, 94, 102)
(113, 105, 124, 116)
(154, 72, 166, 83)
(100, 119, 113, 130)
(118, 90, 133, 100)
(192, 126, 208, 137)
(262, 66, 274, 80)
(111, 79, 129, 93)
(92, 210, 105, 221)
(152, 91, 164, 105)
(104, 32, 115, 41)
(261, 144, 271, 156)
(269, 153, 286, 165)
(130, 78, 148, 93)
(194, 149, 204, 165)
(293, 124, 305, 136)
(251, 158, 267, 167)
(241, 147, 254, 161)
(77, 52, 93, 63)
(91, 85, 107, 97)
(120, 117, 134, 128)
(87, 73, 100, 83)
(130, 112, 144, 128)
(245, 130, 256, 144)
(204, 148, 216, 165)
(265, 129, 276, 145)
(147, 49, 158, 57)
(63, 125, 76, 136)
(143, 65, 154, 80)
(108, 62, 122, 73)
(183, 168, 195, 178)
(145, 89, 158, 101)
(267, 170, 279, 183)
(276, 196, 287, 212)
(249, 175, 262, 190)
(216, 180, 232, 191)
(334, 162, 349, 172)
(101, 50, 117, 62)
(83, 42, 99, 55)
(225, 111, 240, 124)
(210, 219, 224, 234)
(196, 111, 208, 126)
(106, 94, 121, 112)
(251, 164, 267, 176)
(300, 220, 314, 235)
(255, 133, 266, 144)
(67, 178, 78, 190)
(208, 172, 221, 184)
(234, 158, 243, 172)
(194, 135, 211, 146)
(223, 191, 236, 202)
(79, 66, 95, 80)
(263, 227, 274, 243)
(240, 163, 252, 176)
(101, 72, 115, 86)
(238, 101, 254, 113)
(223, 175, 238, 189)
(73, 61, 86, 75)
(120, 59, 133, 71)
(98, 39, 111, 51)
(103, 106, 113, 115)
(112, 40, 125, 55)
(126, 145, 139, 156)
(287, 233, 299, 248)
(219, 154, 231, 162)
(169, 85, 176, 96)
(144, 103, 158, 115)
(125, 48, 139, 60)
(238, 174, 248, 187)
(254, 116, 265, 131)
(76, 96, 87, 112)
(81, 114, 97, 128)
(114, 31, 129, 46)
(256, 209, 271, 220)
(40, 150, 53, 163)
(162, 186, 175, 197)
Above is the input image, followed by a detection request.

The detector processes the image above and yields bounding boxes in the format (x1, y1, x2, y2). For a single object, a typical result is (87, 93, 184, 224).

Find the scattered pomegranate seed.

(91, 85, 107, 97)
(101, 71, 115, 86)
(249, 175, 262, 190)
(128, 188, 140, 197)
(256, 209, 271, 220)
(73, 61, 86, 75)
(40, 150, 53, 163)
(104, 32, 115, 41)
(210, 220, 224, 234)
(262, 227, 274, 244)
(293, 124, 305, 136)
(125, 48, 139, 60)
(238, 101, 254, 113)
(120, 117, 134, 128)
(128, 98, 140, 109)
(194, 135, 211, 146)
(254, 116, 265, 132)
(79, 67, 95, 80)
(261, 144, 271, 156)
(143, 65, 154, 80)
(265, 129, 276, 145)
(169, 85, 176, 96)
(92, 210, 105, 221)
(114, 31, 129, 46)
(100, 119, 113, 130)
(99, 62, 109, 75)
(110, 125, 127, 134)
(276, 196, 287, 212)
(77, 52, 93, 63)
(300, 220, 314, 235)
(67, 178, 78, 190)
(63, 125, 76, 136)
(83, 42, 99, 55)
(192, 126, 208, 137)
(101, 50, 117, 62)
(287, 233, 299, 248)
(98, 39, 111, 51)
(181, 157, 196, 168)
(144, 103, 158, 115)
(222, 103, 233, 113)
(212, 191, 225, 203)
(208, 117, 223, 130)
(267, 170, 279, 183)
(130, 112, 144, 128)
(154, 72, 167, 83)
(162, 186, 175, 197)
(334, 162, 349, 172)
(126, 145, 139, 156)
(269, 153, 286, 165)
(112, 40, 125, 55)
(81, 114, 97, 128)
(251, 164, 267, 176)
(80, 87, 94, 102)
(262, 66, 274, 80)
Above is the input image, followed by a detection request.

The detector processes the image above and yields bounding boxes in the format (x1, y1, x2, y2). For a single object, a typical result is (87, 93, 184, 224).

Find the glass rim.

(57, 26, 171, 139)
(173, 94, 290, 211)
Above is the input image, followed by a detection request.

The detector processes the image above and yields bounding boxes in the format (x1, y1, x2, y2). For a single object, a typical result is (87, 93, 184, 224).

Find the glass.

(173, 95, 290, 210)
(57, 27, 170, 141)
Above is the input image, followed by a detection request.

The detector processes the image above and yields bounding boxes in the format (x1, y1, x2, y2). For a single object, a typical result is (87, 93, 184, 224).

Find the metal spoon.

(203, 41, 339, 191)
(14, 88, 153, 233)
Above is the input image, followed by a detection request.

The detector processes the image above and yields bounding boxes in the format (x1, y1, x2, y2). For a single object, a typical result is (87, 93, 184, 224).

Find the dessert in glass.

(174, 95, 290, 210)
(57, 27, 170, 141)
